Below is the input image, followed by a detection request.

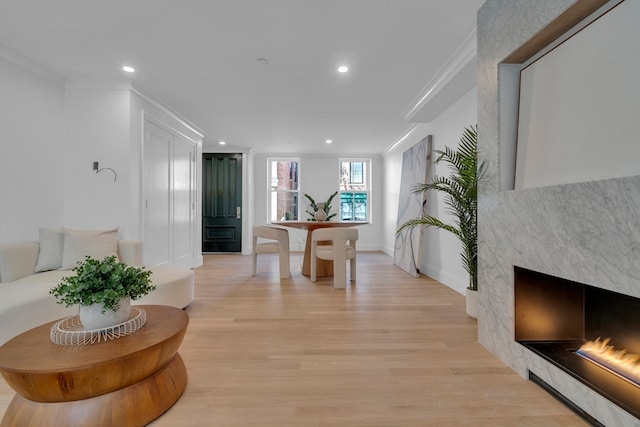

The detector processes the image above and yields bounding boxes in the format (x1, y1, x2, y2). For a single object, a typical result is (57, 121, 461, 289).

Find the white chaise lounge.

(0, 239, 194, 345)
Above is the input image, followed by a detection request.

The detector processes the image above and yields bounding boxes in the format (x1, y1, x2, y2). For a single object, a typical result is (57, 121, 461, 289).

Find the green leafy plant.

(50, 256, 155, 313)
(397, 125, 485, 291)
(303, 191, 338, 221)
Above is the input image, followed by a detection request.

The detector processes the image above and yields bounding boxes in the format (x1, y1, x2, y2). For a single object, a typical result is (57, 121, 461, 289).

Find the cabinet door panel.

(143, 120, 197, 268)
(173, 137, 195, 269)
(144, 123, 172, 267)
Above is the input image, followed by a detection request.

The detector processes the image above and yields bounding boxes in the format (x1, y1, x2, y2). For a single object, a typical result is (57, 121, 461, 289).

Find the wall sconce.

(93, 161, 117, 181)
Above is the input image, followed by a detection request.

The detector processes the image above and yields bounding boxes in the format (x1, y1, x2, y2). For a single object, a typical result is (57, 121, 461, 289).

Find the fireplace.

(477, 0, 640, 424)
(514, 267, 640, 419)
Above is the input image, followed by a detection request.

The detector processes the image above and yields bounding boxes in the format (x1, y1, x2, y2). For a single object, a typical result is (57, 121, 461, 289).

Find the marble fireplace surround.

(477, 1, 640, 426)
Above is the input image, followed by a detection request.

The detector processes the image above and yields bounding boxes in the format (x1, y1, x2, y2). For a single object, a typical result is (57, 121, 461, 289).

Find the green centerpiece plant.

(51, 255, 154, 312)
(304, 191, 338, 221)
(50, 255, 155, 329)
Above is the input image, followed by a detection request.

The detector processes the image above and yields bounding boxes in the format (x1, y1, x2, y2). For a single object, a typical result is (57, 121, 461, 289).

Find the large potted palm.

(397, 125, 485, 318)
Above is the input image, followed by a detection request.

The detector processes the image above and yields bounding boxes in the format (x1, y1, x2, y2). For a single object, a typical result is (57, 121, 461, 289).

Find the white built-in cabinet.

(143, 117, 197, 268)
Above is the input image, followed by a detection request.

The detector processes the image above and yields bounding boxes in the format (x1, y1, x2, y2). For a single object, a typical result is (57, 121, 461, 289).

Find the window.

(269, 158, 299, 221)
(339, 159, 370, 221)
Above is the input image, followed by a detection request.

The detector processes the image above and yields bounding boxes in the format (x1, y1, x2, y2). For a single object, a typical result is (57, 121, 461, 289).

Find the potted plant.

(50, 255, 155, 330)
(304, 191, 338, 221)
(397, 125, 485, 318)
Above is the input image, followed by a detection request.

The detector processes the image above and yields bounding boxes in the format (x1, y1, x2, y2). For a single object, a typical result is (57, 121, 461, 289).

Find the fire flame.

(577, 337, 640, 385)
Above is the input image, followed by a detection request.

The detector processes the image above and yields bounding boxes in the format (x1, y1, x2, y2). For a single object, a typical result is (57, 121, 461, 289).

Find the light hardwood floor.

(0, 252, 587, 426)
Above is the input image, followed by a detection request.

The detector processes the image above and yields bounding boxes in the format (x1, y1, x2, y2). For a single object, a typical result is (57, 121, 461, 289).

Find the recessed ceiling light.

(337, 66, 349, 73)
(326, 139, 333, 144)
(122, 66, 135, 73)
(256, 58, 269, 65)
(219, 140, 226, 145)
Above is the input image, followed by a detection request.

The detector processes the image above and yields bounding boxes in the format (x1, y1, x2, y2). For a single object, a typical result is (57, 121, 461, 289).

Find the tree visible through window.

(339, 159, 369, 221)
(269, 158, 299, 221)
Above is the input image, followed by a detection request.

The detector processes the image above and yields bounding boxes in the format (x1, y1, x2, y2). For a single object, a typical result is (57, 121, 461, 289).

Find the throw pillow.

(34, 228, 64, 272)
(61, 227, 119, 270)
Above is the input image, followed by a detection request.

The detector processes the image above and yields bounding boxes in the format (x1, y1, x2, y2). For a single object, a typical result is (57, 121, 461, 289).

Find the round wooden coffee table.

(0, 305, 189, 427)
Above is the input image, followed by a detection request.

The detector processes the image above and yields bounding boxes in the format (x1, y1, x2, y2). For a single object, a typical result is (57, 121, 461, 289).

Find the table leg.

(1, 353, 187, 427)
(301, 230, 333, 277)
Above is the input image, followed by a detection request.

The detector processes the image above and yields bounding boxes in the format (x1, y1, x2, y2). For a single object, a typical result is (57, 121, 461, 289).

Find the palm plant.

(397, 125, 485, 291)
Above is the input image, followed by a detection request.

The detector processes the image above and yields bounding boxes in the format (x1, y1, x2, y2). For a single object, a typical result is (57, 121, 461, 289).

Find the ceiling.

(0, 0, 484, 154)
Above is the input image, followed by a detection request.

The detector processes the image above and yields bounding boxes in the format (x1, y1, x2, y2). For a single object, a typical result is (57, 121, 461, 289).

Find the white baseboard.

(421, 264, 467, 295)
(194, 254, 204, 268)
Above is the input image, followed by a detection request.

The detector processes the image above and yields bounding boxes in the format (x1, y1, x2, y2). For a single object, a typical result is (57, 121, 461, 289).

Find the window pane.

(269, 158, 299, 222)
(271, 160, 298, 191)
(340, 193, 353, 220)
(354, 192, 367, 221)
(271, 192, 298, 221)
(350, 162, 363, 184)
(340, 161, 366, 191)
(340, 162, 348, 191)
(339, 192, 367, 221)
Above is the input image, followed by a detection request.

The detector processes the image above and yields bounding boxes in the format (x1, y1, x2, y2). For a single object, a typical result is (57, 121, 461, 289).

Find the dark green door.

(202, 153, 242, 252)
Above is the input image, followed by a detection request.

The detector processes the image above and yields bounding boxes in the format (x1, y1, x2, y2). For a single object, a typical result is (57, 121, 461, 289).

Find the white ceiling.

(0, 0, 484, 154)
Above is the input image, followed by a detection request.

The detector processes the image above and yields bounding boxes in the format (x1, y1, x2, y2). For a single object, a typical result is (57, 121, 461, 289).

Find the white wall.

(0, 50, 66, 244)
(383, 88, 477, 295)
(64, 84, 131, 234)
(253, 153, 383, 254)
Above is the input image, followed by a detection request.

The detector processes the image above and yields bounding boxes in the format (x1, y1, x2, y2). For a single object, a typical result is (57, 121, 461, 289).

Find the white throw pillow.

(34, 228, 64, 272)
(61, 227, 119, 270)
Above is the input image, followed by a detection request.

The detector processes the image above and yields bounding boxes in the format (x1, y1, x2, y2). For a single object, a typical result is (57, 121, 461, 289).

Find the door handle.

(236, 207, 241, 219)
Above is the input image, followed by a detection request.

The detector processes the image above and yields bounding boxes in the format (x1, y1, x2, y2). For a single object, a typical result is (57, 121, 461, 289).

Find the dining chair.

(310, 227, 358, 289)
(252, 226, 290, 279)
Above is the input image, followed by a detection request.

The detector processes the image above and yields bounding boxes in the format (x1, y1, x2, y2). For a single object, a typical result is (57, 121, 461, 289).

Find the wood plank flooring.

(0, 252, 587, 426)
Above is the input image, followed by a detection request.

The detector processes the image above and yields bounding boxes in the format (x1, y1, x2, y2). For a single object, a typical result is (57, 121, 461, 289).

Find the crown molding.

(403, 28, 477, 122)
(0, 43, 64, 86)
(64, 78, 205, 138)
(130, 84, 205, 138)
(386, 123, 421, 153)
(65, 78, 133, 90)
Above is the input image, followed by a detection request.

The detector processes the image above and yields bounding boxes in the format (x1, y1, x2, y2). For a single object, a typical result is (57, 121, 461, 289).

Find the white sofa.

(0, 240, 194, 345)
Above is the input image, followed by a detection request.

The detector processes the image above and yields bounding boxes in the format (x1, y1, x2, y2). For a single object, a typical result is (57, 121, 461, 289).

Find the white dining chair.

(310, 227, 358, 289)
(252, 226, 290, 279)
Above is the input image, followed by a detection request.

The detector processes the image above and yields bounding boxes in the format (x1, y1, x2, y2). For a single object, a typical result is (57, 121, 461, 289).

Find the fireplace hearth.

(514, 267, 640, 419)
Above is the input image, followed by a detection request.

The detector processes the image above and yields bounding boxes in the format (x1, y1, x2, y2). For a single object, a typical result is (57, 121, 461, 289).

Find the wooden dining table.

(273, 221, 368, 277)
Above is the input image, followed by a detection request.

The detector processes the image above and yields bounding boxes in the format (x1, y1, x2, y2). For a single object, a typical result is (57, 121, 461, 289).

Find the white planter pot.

(465, 288, 478, 319)
(79, 297, 131, 330)
(314, 203, 327, 221)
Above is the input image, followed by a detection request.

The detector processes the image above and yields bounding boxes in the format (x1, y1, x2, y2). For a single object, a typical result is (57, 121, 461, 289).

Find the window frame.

(338, 157, 371, 222)
(267, 157, 301, 223)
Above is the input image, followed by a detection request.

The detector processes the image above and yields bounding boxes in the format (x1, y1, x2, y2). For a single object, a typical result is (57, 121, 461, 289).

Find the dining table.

(273, 221, 368, 277)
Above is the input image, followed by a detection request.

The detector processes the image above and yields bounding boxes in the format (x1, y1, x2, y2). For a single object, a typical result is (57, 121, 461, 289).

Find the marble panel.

(477, 1, 640, 425)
